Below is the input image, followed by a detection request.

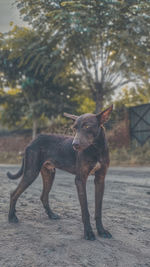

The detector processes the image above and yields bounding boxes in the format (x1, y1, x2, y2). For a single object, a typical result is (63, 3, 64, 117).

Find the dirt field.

(0, 165, 150, 267)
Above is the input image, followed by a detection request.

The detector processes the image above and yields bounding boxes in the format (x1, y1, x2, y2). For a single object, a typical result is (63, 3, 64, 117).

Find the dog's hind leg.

(8, 148, 40, 223)
(8, 171, 39, 223)
(40, 163, 60, 220)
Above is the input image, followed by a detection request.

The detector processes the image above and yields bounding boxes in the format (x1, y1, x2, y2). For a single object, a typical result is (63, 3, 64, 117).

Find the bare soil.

(0, 165, 150, 267)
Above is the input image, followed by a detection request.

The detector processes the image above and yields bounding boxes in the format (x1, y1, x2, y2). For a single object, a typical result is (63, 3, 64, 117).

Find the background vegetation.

(0, 0, 150, 164)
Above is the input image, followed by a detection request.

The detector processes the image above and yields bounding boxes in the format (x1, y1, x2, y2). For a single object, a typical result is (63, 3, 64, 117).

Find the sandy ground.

(0, 165, 150, 267)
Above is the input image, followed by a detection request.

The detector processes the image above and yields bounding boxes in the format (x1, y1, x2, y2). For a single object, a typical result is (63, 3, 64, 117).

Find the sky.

(0, 0, 26, 33)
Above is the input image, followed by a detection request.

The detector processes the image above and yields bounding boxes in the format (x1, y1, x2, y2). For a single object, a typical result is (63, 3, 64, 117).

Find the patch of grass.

(1, 145, 150, 166)
(0, 152, 22, 164)
(0, 133, 149, 167)
(110, 143, 150, 166)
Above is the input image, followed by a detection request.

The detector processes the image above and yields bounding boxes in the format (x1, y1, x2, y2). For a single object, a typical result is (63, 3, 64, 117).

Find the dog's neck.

(93, 126, 108, 153)
(95, 125, 105, 143)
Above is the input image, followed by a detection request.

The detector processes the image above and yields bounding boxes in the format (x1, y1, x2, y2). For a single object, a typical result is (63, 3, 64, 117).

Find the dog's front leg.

(75, 174, 95, 241)
(94, 166, 112, 238)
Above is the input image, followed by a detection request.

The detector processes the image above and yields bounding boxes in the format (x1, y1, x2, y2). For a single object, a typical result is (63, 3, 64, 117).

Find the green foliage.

(115, 85, 150, 108)
(0, 91, 27, 128)
(14, 0, 150, 111)
(0, 27, 78, 136)
(73, 95, 96, 114)
(0, 0, 150, 134)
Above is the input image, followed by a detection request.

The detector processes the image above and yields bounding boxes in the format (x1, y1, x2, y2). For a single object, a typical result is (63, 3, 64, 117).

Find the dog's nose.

(72, 142, 80, 150)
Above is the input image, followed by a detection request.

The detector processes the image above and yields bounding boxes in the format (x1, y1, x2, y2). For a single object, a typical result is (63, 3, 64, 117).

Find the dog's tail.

(7, 158, 24, 180)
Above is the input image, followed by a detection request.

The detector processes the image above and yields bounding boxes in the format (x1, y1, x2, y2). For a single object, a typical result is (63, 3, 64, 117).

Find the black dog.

(7, 105, 113, 241)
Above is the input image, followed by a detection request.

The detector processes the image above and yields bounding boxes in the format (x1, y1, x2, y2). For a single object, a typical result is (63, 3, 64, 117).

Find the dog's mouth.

(72, 143, 90, 152)
(72, 144, 81, 151)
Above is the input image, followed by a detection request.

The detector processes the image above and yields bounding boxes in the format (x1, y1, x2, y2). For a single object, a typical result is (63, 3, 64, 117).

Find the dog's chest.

(90, 162, 101, 175)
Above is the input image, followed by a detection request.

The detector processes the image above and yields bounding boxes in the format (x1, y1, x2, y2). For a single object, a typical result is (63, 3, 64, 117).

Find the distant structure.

(129, 103, 150, 145)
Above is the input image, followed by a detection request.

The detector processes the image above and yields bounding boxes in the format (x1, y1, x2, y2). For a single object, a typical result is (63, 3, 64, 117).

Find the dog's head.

(64, 105, 113, 151)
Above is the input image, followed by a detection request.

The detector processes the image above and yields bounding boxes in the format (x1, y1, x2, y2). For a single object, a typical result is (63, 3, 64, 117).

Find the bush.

(110, 142, 150, 166)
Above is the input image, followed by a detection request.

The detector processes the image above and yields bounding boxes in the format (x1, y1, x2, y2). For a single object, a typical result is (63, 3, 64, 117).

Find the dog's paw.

(48, 212, 60, 220)
(97, 228, 112, 239)
(8, 214, 19, 223)
(84, 230, 96, 241)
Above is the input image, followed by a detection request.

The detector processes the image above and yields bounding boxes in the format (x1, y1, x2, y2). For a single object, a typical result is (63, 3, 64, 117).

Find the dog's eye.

(83, 125, 90, 129)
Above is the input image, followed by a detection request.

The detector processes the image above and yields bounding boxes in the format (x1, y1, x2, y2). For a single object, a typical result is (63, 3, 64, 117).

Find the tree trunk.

(94, 82, 104, 113)
(95, 96, 103, 113)
(32, 118, 38, 140)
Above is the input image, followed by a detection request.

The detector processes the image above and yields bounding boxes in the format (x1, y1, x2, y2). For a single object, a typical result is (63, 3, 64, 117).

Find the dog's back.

(29, 134, 77, 174)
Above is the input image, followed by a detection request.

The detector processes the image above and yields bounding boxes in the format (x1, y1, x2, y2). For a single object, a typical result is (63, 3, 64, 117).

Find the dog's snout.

(73, 143, 80, 149)
(72, 141, 80, 150)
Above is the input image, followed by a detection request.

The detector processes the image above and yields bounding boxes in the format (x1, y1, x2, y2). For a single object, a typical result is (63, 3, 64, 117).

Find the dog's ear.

(64, 112, 78, 120)
(96, 105, 113, 125)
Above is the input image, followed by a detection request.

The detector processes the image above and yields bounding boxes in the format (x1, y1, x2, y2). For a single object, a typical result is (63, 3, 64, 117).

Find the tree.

(115, 84, 150, 108)
(0, 27, 78, 138)
(15, 0, 150, 111)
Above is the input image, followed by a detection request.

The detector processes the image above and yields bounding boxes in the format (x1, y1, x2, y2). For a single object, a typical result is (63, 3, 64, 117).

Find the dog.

(7, 105, 113, 241)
